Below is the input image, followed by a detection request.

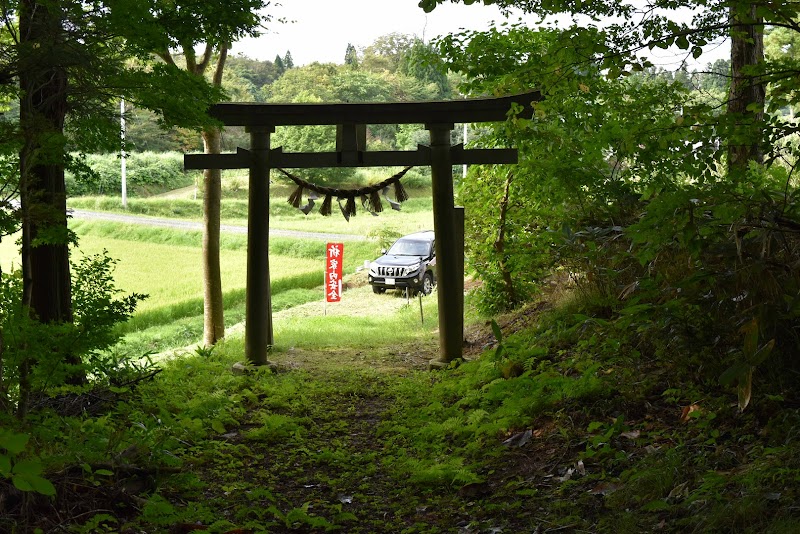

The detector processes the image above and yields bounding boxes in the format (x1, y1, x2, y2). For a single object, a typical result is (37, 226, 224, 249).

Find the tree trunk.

(0, 263, 6, 413)
(727, 3, 765, 174)
(201, 127, 225, 345)
(19, 0, 73, 326)
(200, 46, 229, 346)
(17, 0, 78, 413)
(494, 172, 517, 307)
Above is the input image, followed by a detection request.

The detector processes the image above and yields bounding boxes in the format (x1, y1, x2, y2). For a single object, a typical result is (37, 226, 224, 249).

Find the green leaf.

(490, 319, 503, 344)
(9, 459, 54, 496)
(211, 419, 226, 434)
(642, 499, 671, 511)
(0, 432, 30, 455)
(12, 459, 44, 477)
(618, 303, 652, 315)
(747, 339, 775, 366)
(12, 474, 34, 492)
(740, 318, 759, 357)
(676, 36, 690, 50)
(28, 475, 57, 496)
(719, 361, 750, 387)
(0, 454, 11, 476)
(587, 421, 604, 432)
(745, 101, 764, 113)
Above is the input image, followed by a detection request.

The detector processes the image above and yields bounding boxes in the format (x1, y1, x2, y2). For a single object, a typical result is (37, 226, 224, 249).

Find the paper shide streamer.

(277, 166, 412, 221)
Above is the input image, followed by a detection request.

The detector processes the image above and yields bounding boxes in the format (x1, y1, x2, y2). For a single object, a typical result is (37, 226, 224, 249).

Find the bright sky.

(235, 0, 727, 69)
(236, 0, 532, 65)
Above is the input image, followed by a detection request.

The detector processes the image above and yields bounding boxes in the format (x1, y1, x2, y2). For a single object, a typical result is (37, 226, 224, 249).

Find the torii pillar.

(245, 126, 275, 357)
(185, 91, 541, 369)
(427, 123, 462, 367)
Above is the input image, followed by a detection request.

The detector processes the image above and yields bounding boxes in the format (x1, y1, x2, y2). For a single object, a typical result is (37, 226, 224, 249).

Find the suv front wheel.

(420, 272, 434, 295)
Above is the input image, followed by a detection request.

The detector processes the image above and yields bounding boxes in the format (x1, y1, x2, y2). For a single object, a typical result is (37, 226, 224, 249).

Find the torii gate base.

(185, 92, 540, 368)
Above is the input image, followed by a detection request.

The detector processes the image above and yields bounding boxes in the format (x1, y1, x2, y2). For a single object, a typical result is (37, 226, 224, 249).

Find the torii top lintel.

(209, 90, 542, 127)
(185, 91, 542, 170)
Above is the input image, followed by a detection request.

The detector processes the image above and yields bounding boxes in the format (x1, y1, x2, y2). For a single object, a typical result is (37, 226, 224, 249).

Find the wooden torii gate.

(185, 91, 540, 368)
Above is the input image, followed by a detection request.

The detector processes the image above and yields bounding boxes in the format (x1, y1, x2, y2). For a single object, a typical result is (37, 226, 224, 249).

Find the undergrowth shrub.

(66, 152, 198, 197)
(0, 250, 147, 418)
(545, 163, 800, 409)
(441, 22, 800, 413)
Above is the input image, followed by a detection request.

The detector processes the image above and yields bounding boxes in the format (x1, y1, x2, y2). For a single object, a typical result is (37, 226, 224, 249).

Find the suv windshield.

(387, 239, 430, 257)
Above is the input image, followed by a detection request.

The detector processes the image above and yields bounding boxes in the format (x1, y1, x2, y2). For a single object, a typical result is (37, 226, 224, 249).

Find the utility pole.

(120, 98, 127, 208)
(462, 121, 468, 178)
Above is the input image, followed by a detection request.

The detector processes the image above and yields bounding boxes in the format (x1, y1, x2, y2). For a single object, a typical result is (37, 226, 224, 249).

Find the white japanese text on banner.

(325, 243, 344, 303)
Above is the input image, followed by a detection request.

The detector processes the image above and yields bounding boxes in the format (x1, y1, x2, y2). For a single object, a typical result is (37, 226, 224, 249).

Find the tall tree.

(400, 39, 453, 98)
(9, 0, 204, 396)
(427, 1, 800, 371)
(283, 50, 294, 69)
(2, 0, 226, 416)
(344, 43, 359, 67)
(421, 0, 800, 175)
(727, 4, 765, 172)
(6, 0, 262, 371)
(274, 54, 285, 75)
(361, 33, 415, 73)
(143, 0, 271, 346)
(226, 54, 280, 91)
(18, 0, 72, 326)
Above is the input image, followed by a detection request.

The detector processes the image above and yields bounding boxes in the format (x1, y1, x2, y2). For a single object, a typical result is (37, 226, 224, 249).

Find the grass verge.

(68, 189, 435, 237)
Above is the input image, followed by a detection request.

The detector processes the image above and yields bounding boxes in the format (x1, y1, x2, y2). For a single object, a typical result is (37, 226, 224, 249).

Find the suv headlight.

(408, 262, 421, 274)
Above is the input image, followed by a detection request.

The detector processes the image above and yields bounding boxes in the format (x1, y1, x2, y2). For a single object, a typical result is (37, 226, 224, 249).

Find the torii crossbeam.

(185, 91, 541, 368)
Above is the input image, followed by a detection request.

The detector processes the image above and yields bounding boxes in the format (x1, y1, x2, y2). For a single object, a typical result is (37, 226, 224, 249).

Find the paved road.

(71, 209, 367, 242)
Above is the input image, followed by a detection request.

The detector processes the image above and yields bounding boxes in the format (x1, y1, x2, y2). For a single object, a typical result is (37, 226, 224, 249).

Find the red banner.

(325, 243, 344, 302)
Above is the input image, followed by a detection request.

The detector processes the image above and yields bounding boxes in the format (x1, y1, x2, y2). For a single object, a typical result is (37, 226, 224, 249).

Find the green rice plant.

(116, 275, 326, 355)
(72, 231, 321, 314)
(70, 196, 250, 221)
(69, 190, 434, 236)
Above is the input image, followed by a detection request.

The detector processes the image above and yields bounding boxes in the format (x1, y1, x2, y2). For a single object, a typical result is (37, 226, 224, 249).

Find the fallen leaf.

(502, 429, 533, 448)
(680, 404, 701, 423)
(620, 430, 640, 440)
(738, 368, 753, 412)
(556, 467, 574, 482)
(667, 481, 688, 501)
(576, 460, 586, 476)
(589, 482, 622, 496)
